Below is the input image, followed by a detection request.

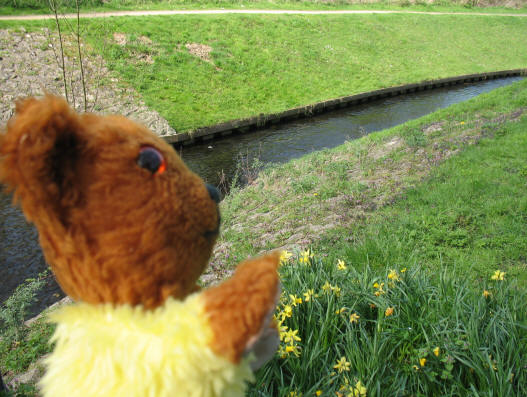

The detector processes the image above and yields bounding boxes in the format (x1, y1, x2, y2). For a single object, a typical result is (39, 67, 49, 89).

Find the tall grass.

(249, 251, 527, 396)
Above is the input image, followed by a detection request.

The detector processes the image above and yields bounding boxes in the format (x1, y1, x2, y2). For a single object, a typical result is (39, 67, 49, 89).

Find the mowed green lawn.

(80, 13, 527, 131)
(1, 14, 526, 131)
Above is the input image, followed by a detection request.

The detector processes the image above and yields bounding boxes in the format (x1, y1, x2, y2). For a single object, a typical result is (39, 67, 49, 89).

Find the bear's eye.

(137, 146, 166, 175)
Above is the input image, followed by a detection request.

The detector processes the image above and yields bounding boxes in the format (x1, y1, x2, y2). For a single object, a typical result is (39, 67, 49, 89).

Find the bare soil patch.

(0, 28, 175, 136)
(185, 43, 213, 62)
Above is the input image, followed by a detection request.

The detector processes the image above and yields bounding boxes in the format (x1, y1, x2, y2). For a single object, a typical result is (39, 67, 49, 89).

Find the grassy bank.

(2, 14, 526, 132)
(237, 78, 527, 395)
(215, 78, 527, 284)
(86, 14, 527, 132)
(1, 0, 526, 17)
(42, 13, 527, 132)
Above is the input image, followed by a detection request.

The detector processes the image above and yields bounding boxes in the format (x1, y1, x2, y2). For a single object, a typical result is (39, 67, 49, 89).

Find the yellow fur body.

(40, 295, 254, 397)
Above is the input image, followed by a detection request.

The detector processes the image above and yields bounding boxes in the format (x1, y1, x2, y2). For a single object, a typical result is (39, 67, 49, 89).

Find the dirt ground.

(0, 28, 176, 136)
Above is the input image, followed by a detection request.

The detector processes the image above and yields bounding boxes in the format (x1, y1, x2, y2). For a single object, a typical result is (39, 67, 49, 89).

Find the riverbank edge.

(165, 69, 527, 146)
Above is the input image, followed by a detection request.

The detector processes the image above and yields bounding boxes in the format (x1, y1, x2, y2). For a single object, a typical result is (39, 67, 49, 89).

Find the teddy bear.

(0, 95, 281, 397)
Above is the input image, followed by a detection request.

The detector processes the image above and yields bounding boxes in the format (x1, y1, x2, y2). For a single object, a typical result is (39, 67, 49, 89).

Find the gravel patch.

(0, 27, 176, 136)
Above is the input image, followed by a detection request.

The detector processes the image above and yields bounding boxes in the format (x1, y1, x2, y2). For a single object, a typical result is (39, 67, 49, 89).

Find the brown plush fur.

(0, 95, 219, 309)
(0, 94, 280, 364)
(203, 251, 280, 363)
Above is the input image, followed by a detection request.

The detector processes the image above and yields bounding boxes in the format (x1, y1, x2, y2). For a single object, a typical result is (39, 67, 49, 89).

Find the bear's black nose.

(206, 183, 221, 204)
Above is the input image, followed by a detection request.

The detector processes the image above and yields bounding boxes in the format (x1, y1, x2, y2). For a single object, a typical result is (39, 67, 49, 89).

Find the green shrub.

(0, 273, 46, 344)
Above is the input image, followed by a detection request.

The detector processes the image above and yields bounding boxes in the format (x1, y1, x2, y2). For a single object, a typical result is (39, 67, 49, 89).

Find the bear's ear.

(0, 95, 85, 227)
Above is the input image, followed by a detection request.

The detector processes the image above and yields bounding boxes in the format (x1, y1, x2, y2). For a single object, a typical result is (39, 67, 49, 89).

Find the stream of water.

(180, 77, 524, 186)
(1, 76, 523, 313)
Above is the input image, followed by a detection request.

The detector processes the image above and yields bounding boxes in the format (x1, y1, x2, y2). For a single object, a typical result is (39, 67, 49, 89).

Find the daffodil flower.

(332, 285, 342, 297)
(433, 347, 440, 357)
(352, 380, 367, 397)
(387, 269, 400, 282)
(285, 344, 301, 357)
(303, 289, 315, 302)
(289, 294, 302, 306)
(337, 259, 347, 271)
(279, 250, 293, 265)
(299, 249, 314, 264)
(333, 356, 351, 373)
(385, 307, 394, 317)
(283, 329, 301, 344)
(420, 358, 427, 367)
(282, 305, 293, 319)
(349, 312, 360, 324)
(491, 270, 506, 281)
(322, 281, 332, 293)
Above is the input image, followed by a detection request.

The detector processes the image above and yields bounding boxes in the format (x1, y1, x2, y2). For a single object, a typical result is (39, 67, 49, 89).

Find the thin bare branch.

(48, 0, 69, 103)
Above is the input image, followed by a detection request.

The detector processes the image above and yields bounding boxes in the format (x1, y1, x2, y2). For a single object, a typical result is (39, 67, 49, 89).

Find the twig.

(75, 0, 87, 111)
(48, 0, 69, 103)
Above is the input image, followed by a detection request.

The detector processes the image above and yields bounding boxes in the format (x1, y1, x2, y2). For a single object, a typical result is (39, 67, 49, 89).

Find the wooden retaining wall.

(164, 69, 527, 146)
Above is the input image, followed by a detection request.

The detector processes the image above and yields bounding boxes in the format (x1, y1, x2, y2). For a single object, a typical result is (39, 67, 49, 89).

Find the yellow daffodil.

(282, 305, 293, 319)
(349, 312, 360, 324)
(433, 347, 440, 357)
(400, 267, 407, 273)
(303, 289, 315, 302)
(289, 294, 303, 307)
(460, 121, 465, 125)
(332, 285, 342, 297)
(333, 357, 351, 373)
(285, 344, 301, 357)
(289, 391, 302, 397)
(420, 358, 427, 367)
(373, 282, 385, 296)
(283, 329, 301, 345)
(351, 380, 367, 397)
(413, 365, 419, 371)
(279, 250, 293, 265)
(299, 249, 314, 265)
(278, 321, 288, 341)
(385, 307, 394, 317)
(491, 270, 506, 281)
(322, 281, 332, 293)
(335, 307, 347, 315)
(483, 290, 491, 298)
(316, 391, 322, 396)
(337, 259, 347, 271)
(387, 269, 400, 282)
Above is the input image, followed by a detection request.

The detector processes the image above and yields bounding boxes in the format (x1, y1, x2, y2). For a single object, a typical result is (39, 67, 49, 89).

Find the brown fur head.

(0, 95, 220, 309)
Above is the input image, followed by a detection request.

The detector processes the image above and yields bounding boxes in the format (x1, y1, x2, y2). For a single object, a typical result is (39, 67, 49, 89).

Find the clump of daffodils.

(491, 270, 506, 281)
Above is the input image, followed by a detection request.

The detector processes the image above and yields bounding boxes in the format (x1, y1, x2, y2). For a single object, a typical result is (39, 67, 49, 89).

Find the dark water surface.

(0, 76, 523, 313)
(180, 77, 524, 186)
